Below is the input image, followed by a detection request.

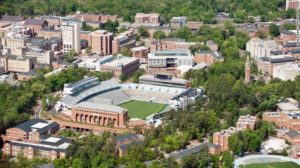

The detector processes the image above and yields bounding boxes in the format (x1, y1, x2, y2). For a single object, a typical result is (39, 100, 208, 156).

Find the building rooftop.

(75, 102, 127, 113)
(150, 49, 192, 57)
(1, 15, 24, 22)
(25, 19, 47, 26)
(259, 55, 295, 63)
(195, 51, 224, 59)
(131, 46, 147, 52)
(286, 130, 300, 138)
(102, 56, 138, 67)
(13, 118, 58, 133)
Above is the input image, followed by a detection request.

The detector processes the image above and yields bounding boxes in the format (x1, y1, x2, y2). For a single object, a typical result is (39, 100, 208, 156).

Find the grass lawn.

(239, 162, 300, 168)
(119, 100, 166, 119)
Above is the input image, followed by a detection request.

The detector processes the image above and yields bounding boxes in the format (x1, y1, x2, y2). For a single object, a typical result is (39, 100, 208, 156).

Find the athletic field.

(239, 162, 300, 168)
(119, 100, 166, 119)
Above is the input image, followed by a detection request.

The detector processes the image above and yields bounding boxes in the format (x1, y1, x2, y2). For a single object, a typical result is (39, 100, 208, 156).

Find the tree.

(269, 24, 280, 37)
(82, 22, 94, 31)
(65, 49, 76, 63)
(103, 20, 119, 33)
(153, 31, 166, 40)
(138, 27, 149, 37)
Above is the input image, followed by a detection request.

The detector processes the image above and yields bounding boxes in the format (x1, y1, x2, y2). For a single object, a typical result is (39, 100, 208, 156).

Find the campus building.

(1, 119, 71, 160)
(139, 74, 191, 89)
(112, 30, 137, 54)
(246, 38, 278, 60)
(286, 0, 300, 10)
(150, 38, 196, 52)
(257, 55, 296, 76)
(89, 30, 113, 55)
(263, 98, 300, 131)
(273, 63, 300, 81)
(71, 102, 128, 127)
(236, 115, 257, 130)
(170, 17, 187, 30)
(134, 13, 160, 27)
(148, 49, 194, 68)
(213, 127, 241, 152)
(0, 55, 37, 73)
(62, 21, 80, 53)
(194, 51, 224, 66)
(100, 56, 139, 78)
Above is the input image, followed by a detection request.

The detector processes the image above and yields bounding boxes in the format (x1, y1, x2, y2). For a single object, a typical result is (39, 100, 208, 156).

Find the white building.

(62, 21, 80, 53)
(273, 63, 300, 81)
(148, 49, 194, 68)
(246, 38, 278, 60)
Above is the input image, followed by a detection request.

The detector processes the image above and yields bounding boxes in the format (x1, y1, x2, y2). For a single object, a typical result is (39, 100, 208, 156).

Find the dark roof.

(259, 56, 296, 63)
(37, 164, 54, 168)
(25, 19, 47, 26)
(281, 30, 295, 35)
(119, 141, 143, 151)
(206, 143, 220, 148)
(286, 130, 300, 138)
(290, 49, 300, 54)
(284, 41, 299, 48)
(116, 133, 144, 143)
(14, 118, 48, 133)
(1, 15, 24, 22)
(168, 144, 206, 159)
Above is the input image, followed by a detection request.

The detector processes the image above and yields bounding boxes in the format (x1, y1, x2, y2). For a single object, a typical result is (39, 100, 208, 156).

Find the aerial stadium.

(54, 76, 203, 133)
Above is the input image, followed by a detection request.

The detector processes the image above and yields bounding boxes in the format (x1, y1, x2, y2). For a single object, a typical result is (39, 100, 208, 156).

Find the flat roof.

(76, 102, 127, 113)
(31, 122, 49, 129)
(102, 56, 138, 67)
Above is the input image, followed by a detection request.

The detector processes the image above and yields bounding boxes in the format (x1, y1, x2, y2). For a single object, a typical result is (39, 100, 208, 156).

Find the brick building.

(112, 30, 137, 54)
(280, 30, 296, 44)
(25, 19, 48, 36)
(131, 46, 148, 61)
(263, 98, 300, 131)
(89, 30, 113, 55)
(194, 51, 224, 66)
(286, 0, 300, 10)
(170, 17, 187, 30)
(0, 55, 37, 73)
(100, 56, 139, 78)
(150, 38, 196, 52)
(257, 55, 296, 76)
(213, 127, 241, 152)
(71, 102, 128, 127)
(283, 130, 300, 145)
(236, 115, 257, 130)
(134, 13, 160, 27)
(1, 118, 71, 160)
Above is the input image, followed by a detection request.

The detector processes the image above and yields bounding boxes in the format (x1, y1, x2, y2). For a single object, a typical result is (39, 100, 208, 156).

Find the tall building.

(245, 56, 251, 84)
(89, 30, 113, 55)
(62, 21, 80, 53)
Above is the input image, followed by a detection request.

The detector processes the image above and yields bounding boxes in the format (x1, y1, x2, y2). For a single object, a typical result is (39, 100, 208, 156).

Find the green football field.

(239, 162, 300, 168)
(119, 100, 166, 119)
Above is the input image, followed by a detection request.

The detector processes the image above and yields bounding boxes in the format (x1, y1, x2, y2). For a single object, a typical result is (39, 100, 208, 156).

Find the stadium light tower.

(297, 0, 300, 46)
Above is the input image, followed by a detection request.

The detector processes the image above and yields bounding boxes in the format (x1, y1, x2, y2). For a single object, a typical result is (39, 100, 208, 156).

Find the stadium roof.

(62, 79, 121, 107)
(76, 102, 127, 113)
(139, 74, 188, 85)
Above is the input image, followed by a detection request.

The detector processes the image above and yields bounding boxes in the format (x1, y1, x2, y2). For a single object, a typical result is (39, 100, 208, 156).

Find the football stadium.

(55, 76, 203, 121)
